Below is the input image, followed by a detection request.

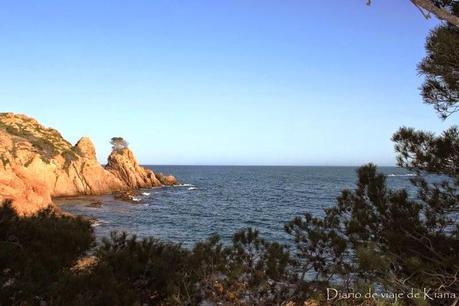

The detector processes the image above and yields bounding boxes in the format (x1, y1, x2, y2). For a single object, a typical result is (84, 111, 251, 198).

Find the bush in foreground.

(1, 156, 458, 306)
(0, 201, 297, 305)
(0, 201, 94, 305)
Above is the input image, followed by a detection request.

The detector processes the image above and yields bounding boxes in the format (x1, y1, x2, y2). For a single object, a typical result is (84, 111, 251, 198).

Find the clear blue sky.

(0, 0, 451, 165)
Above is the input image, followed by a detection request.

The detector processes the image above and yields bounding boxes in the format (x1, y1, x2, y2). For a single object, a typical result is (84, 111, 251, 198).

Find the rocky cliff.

(0, 113, 176, 215)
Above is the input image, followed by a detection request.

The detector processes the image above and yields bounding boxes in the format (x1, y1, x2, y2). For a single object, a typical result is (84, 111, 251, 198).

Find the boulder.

(155, 173, 177, 186)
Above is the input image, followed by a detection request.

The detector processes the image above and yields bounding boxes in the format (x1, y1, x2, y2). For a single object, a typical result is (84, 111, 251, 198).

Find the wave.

(91, 219, 110, 227)
(142, 192, 151, 196)
(177, 183, 194, 187)
(387, 173, 417, 177)
(132, 197, 142, 202)
(188, 187, 198, 191)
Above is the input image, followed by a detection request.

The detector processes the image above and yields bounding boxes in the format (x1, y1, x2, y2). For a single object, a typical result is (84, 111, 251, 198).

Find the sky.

(0, 0, 452, 166)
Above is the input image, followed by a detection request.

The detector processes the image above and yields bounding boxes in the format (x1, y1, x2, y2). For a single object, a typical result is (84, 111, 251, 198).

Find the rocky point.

(0, 112, 177, 215)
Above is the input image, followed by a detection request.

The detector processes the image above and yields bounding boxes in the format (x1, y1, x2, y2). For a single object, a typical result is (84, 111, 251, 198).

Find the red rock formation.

(106, 148, 162, 189)
(155, 173, 178, 186)
(0, 113, 177, 215)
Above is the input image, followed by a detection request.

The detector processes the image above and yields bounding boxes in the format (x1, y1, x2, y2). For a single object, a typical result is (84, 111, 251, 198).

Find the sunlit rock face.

(0, 112, 176, 215)
(105, 147, 163, 189)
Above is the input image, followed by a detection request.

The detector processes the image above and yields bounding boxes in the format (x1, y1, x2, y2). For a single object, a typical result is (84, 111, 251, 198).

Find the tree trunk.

(410, 0, 459, 27)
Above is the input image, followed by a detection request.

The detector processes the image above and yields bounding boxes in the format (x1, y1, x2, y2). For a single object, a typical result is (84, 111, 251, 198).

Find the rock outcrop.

(0, 113, 177, 215)
(155, 173, 178, 186)
(106, 148, 162, 189)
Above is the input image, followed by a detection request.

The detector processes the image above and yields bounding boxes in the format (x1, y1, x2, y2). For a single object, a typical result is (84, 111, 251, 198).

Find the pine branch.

(367, 0, 459, 27)
(410, 0, 459, 26)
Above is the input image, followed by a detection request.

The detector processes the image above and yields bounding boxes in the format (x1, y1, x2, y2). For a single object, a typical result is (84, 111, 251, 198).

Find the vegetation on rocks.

(0, 113, 74, 163)
(0, 113, 176, 215)
(110, 137, 129, 152)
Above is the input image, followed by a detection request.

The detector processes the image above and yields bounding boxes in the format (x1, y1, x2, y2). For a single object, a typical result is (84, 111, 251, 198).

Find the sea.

(56, 166, 417, 247)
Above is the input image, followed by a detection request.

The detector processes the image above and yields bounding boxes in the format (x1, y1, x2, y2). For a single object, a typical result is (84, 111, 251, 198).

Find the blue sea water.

(56, 166, 416, 247)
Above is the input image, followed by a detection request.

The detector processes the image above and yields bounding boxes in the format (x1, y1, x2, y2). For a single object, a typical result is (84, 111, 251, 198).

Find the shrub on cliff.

(110, 137, 129, 152)
(0, 201, 94, 305)
(0, 113, 75, 163)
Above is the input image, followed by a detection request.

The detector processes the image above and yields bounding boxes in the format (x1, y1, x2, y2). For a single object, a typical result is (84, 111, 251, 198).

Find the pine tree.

(286, 3, 459, 302)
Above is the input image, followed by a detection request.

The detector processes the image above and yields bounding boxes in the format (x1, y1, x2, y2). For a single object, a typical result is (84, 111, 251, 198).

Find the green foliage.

(286, 163, 459, 298)
(419, 24, 459, 119)
(393, 126, 458, 176)
(62, 148, 80, 171)
(429, 0, 459, 15)
(61, 229, 295, 306)
(0, 201, 94, 305)
(230, 228, 290, 282)
(282, 3, 459, 303)
(0, 114, 75, 163)
(213, 228, 293, 305)
(4, 124, 32, 138)
(59, 232, 193, 305)
(284, 116, 459, 302)
(30, 138, 60, 163)
(110, 137, 129, 151)
(0, 207, 296, 306)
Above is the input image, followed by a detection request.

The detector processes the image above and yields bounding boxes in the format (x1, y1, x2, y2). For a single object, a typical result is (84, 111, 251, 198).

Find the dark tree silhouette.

(419, 25, 459, 118)
(285, 2, 459, 302)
